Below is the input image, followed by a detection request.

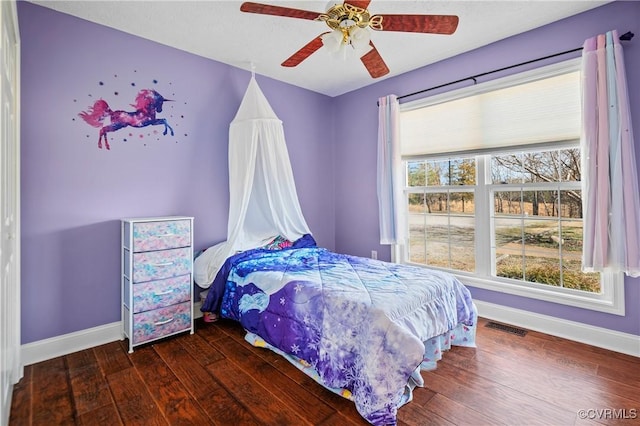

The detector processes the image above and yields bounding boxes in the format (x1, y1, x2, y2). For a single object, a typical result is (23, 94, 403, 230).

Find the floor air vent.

(485, 321, 528, 337)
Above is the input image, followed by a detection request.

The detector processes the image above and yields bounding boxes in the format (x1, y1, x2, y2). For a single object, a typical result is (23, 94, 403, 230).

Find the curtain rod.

(392, 30, 634, 104)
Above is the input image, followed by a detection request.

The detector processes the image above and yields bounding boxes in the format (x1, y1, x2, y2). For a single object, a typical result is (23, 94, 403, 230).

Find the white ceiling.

(30, 0, 610, 97)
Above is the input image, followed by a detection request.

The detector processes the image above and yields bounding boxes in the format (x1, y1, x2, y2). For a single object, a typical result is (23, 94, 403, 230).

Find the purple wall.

(18, 2, 335, 344)
(333, 1, 640, 336)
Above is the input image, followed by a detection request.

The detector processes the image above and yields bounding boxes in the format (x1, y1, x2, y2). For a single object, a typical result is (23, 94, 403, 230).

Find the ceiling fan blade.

(374, 14, 459, 34)
(240, 2, 321, 20)
(282, 34, 327, 67)
(344, 1, 372, 9)
(360, 42, 389, 78)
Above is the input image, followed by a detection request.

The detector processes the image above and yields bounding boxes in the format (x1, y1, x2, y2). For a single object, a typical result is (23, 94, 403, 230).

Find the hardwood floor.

(9, 317, 640, 425)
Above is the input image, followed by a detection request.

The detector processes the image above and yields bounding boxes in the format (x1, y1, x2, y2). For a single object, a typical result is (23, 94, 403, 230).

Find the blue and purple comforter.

(201, 236, 477, 425)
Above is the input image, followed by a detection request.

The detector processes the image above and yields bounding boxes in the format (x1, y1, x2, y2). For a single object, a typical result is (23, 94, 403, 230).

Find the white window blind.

(400, 67, 581, 158)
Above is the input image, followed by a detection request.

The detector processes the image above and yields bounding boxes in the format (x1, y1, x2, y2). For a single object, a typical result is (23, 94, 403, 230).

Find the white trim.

(21, 322, 123, 367)
(475, 300, 640, 357)
(14, 0, 22, 384)
(1, 2, 22, 425)
(459, 271, 625, 316)
(21, 301, 204, 366)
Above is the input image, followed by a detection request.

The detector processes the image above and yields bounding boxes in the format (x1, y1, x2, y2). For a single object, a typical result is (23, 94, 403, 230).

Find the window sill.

(454, 271, 625, 316)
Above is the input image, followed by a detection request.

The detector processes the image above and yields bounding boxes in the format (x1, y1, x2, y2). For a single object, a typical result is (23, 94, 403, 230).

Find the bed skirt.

(244, 307, 477, 411)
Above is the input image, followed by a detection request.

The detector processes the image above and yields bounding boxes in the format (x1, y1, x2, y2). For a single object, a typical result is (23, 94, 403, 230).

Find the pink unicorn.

(79, 89, 174, 150)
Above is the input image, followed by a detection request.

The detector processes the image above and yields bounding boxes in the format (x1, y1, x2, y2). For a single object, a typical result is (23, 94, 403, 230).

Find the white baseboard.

(475, 300, 640, 357)
(21, 301, 205, 367)
(21, 300, 637, 366)
(21, 321, 123, 367)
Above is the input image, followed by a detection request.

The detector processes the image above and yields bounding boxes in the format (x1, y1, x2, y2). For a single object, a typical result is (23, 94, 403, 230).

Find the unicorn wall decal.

(78, 89, 174, 150)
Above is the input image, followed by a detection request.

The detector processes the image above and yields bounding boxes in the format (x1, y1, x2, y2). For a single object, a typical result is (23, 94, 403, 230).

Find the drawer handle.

(157, 233, 176, 237)
(150, 261, 174, 267)
(154, 289, 174, 296)
(154, 317, 175, 326)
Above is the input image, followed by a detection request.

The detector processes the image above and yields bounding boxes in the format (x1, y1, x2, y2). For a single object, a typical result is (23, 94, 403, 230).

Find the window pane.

(451, 192, 475, 215)
(424, 160, 450, 186)
(408, 192, 427, 213)
(494, 190, 523, 216)
(522, 190, 559, 218)
(523, 220, 560, 284)
(560, 218, 600, 293)
(559, 190, 582, 218)
(558, 148, 581, 182)
(451, 213, 476, 272)
(523, 255, 562, 286)
(425, 192, 449, 213)
(426, 240, 449, 268)
(562, 259, 601, 292)
(425, 215, 449, 242)
(450, 158, 476, 185)
(494, 217, 523, 259)
(408, 223, 426, 264)
(496, 254, 525, 281)
(451, 244, 475, 272)
(408, 192, 426, 264)
(407, 161, 426, 187)
(522, 151, 558, 183)
(492, 153, 523, 184)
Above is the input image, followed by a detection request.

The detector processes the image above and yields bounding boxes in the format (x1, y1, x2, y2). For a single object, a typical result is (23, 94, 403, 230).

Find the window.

(398, 59, 624, 315)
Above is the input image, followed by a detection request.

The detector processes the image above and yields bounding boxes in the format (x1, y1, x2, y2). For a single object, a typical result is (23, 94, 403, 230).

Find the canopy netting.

(194, 76, 311, 288)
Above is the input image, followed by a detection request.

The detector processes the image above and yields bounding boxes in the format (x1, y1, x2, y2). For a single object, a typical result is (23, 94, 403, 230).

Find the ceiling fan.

(240, 1, 459, 78)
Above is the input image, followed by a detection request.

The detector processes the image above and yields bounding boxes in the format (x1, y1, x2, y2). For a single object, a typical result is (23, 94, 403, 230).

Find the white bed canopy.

(194, 75, 311, 288)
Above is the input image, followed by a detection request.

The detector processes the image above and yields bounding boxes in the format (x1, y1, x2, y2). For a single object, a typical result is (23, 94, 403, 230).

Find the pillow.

(261, 235, 293, 250)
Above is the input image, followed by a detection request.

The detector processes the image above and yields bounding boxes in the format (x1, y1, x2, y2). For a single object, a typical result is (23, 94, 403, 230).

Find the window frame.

(395, 59, 625, 316)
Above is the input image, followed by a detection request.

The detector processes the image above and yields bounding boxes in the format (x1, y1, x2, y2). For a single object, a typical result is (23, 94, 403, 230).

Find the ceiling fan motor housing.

(319, 3, 379, 31)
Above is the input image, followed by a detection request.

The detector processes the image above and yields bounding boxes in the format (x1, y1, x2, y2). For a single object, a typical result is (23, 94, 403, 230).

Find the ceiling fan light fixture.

(349, 26, 371, 51)
(321, 29, 345, 53)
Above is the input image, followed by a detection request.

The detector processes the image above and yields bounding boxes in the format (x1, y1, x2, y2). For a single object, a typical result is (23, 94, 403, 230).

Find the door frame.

(0, 0, 22, 424)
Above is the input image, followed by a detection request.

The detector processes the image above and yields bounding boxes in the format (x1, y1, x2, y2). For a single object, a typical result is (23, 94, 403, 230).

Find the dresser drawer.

(132, 301, 191, 344)
(132, 219, 191, 252)
(133, 274, 191, 313)
(132, 247, 191, 283)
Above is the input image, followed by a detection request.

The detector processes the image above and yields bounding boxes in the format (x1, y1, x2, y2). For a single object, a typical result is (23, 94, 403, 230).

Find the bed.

(199, 234, 477, 425)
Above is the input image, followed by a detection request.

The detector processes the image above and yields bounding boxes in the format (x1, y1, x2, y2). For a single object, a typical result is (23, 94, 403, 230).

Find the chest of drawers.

(121, 216, 194, 353)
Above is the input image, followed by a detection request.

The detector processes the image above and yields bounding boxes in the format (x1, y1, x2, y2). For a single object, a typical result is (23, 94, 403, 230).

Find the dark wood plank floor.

(10, 317, 640, 425)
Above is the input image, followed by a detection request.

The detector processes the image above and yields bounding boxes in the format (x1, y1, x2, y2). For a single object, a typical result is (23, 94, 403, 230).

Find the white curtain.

(377, 95, 403, 245)
(581, 30, 640, 277)
(194, 76, 311, 288)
